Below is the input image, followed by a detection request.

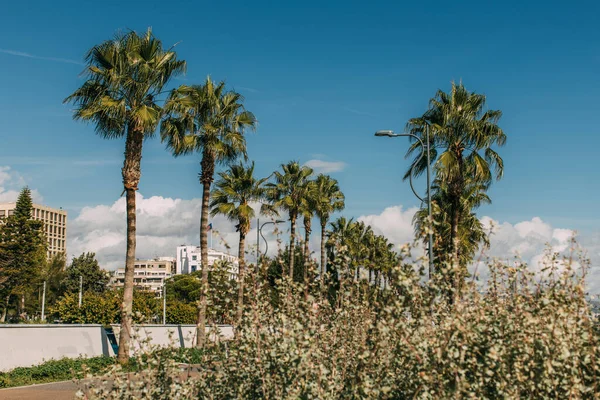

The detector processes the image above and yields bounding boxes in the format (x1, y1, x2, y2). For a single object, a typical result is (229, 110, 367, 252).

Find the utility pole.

(162, 284, 166, 325)
(78, 275, 83, 308)
(256, 218, 260, 263)
(41, 281, 46, 322)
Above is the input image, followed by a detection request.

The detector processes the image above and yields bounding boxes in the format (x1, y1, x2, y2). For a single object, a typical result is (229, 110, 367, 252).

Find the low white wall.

(0, 324, 234, 371)
(111, 324, 234, 350)
(0, 324, 114, 371)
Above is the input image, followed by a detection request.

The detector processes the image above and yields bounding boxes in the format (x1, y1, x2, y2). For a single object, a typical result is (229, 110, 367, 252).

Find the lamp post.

(162, 283, 166, 325)
(257, 220, 285, 262)
(374, 124, 434, 278)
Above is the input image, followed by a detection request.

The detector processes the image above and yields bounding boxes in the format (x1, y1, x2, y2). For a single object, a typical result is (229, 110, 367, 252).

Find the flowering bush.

(81, 243, 599, 399)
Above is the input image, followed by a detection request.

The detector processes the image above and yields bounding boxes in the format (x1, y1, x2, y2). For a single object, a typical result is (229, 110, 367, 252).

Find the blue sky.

(0, 0, 599, 271)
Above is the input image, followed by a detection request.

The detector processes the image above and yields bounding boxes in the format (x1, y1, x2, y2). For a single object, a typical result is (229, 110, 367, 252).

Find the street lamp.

(374, 125, 434, 278)
(256, 219, 285, 262)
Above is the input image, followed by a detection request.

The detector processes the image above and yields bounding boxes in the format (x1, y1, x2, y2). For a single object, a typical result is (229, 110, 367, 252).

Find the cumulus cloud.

(357, 205, 419, 248)
(0, 166, 43, 203)
(304, 159, 347, 173)
(67, 194, 288, 271)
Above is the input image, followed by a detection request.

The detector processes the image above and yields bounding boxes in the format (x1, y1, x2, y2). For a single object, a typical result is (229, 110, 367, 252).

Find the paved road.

(0, 381, 78, 400)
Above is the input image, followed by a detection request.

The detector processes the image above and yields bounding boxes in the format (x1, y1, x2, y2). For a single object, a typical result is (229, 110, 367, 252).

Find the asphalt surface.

(0, 381, 79, 400)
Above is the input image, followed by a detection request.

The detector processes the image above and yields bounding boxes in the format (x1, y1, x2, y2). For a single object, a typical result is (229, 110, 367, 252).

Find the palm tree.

(209, 162, 267, 325)
(65, 29, 185, 363)
(264, 161, 313, 278)
(313, 174, 345, 281)
(404, 82, 505, 268)
(162, 77, 256, 347)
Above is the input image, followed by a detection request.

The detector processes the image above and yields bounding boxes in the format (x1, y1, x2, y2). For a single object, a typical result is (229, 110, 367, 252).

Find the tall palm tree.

(162, 77, 256, 347)
(264, 161, 313, 278)
(65, 29, 185, 363)
(209, 162, 267, 325)
(313, 174, 345, 280)
(405, 82, 505, 268)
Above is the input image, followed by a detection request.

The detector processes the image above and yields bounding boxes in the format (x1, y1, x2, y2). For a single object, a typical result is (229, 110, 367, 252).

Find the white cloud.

(304, 159, 347, 173)
(357, 205, 419, 250)
(0, 166, 43, 203)
(358, 206, 600, 293)
(67, 194, 288, 271)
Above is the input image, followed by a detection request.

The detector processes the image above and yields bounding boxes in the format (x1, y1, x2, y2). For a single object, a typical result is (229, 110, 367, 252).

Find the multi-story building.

(0, 202, 67, 259)
(176, 245, 239, 279)
(110, 257, 176, 297)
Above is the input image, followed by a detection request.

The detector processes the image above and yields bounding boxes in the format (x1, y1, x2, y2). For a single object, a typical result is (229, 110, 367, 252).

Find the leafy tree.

(313, 174, 345, 281)
(162, 77, 256, 347)
(210, 162, 267, 324)
(64, 28, 186, 362)
(264, 161, 314, 279)
(0, 187, 46, 322)
(165, 300, 197, 324)
(165, 262, 236, 325)
(51, 289, 160, 325)
(404, 82, 505, 272)
(62, 253, 109, 294)
(166, 271, 202, 303)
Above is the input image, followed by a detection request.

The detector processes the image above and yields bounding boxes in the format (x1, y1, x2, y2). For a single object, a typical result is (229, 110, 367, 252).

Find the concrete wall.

(0, 324, 113, 371)
(0, 324, 234, 371)
(111, 324, 234, 350)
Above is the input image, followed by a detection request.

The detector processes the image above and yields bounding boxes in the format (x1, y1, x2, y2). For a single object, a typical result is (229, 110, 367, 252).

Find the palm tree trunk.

(236, 232, 246, 326)
(303, 217, 311, 297)
(289, 215, 296, 279)
(303, 217, 311, 264)
(197, 152, 215, 348)
(320, 221, 327, 288)
(117, 127, 143, 364)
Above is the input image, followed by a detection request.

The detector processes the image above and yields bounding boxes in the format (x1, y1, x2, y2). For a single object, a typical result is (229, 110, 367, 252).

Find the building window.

(192, 255, 197, 261)
(0, 210, 5, 217)
(8, 210, 14, 217)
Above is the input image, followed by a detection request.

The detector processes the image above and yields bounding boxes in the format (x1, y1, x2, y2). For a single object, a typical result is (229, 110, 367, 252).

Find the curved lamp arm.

(258, 220, 285, 259)
(375, 131, 426, 202)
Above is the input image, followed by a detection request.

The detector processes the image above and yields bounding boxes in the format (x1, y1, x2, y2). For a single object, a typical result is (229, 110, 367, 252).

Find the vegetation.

(65, 28, 186, 362)
(80, 244, 600, 399)
(0, 188, 46, 322)
(51, 290, 160, 325)
(0, 356, 115, 388)
(62, 252, 110, 294)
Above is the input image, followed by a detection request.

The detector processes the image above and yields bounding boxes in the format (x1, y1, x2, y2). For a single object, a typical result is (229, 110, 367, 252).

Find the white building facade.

(111, 257, 176, 297)
(176, 246, 239, 279)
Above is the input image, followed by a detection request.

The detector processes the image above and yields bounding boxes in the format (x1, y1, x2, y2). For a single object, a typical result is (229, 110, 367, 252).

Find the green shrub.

(0, 356, 115, 388)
